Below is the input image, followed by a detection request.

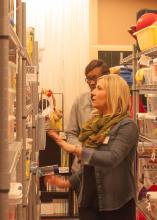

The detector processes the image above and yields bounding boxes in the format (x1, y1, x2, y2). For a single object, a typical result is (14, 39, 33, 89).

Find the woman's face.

(91, 79, 108, 114)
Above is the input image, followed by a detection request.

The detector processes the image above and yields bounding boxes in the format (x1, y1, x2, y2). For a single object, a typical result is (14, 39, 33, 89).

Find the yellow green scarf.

(79, 113, 129, 148)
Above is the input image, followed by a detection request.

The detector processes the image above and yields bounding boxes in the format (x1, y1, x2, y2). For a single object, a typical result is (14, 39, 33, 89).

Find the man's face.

(85, 67, 103, 91)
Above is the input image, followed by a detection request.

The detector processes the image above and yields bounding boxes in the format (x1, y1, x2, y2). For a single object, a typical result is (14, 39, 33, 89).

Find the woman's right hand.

(47, 130, 82, 155)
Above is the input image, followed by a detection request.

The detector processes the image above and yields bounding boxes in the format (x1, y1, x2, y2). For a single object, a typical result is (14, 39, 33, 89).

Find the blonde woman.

(46, 74, 139, 220)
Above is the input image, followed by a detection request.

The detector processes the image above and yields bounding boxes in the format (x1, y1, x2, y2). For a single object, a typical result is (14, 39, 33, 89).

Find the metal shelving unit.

(0, 1, 10, 219)
(139, 134, 157, 145)
(9, 141, 23, 174)
(0, 1, 40, 220)
(120, 44, 139, 121)
(121, 45, 157, 219)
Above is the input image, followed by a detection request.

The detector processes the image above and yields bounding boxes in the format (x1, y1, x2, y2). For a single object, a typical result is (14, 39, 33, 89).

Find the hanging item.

(39, 89, 63, 131)
(26, 27, 35, 59)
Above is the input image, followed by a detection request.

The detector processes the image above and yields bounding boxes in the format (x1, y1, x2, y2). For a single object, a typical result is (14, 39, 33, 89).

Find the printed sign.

(26, 66, 37, 82)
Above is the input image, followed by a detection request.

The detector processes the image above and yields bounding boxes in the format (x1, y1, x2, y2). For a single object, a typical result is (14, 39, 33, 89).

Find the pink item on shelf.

(148, 184, 157, 191)
(9, 206, 16, 220)
(136, 210, 147, 220)
(130, 95, 146, 118)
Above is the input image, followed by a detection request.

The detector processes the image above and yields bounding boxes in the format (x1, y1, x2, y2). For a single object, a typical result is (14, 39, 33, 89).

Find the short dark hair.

(85, 59, 110, 75)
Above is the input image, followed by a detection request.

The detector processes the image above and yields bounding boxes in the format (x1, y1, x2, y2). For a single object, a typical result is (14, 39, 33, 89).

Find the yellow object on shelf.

(26, 159, 30, 179)
(134, 25, 157, 51)
(109, 66, 120, 74)
(26, 27, 35, 59)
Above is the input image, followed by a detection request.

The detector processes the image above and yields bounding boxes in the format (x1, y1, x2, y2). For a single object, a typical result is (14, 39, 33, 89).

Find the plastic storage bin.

(143, 67, 152, 85)
(146, 94, 157, 114)
(137, 141, 157, 156)
(137, 113, 146, 135)
(145, 114, 157, 139)
(134, 25, 157, 51)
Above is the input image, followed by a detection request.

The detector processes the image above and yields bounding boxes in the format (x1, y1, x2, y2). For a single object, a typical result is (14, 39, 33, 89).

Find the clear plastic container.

(137, 141, 156, 156)
(137, 113, 146, 135)
(146, 94, 157, 114)
(143, 67, 152, 85)
(145, 114, 157, 139)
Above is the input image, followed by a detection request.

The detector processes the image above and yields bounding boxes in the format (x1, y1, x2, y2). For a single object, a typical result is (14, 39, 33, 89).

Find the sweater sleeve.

(66, 98, 82, 146)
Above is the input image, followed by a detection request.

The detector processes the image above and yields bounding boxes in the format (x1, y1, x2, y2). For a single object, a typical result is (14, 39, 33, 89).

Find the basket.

(134, 25, 157, 51)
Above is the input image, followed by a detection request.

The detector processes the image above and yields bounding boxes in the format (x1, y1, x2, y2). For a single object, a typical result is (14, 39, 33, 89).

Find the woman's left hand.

(47, 130, 82, 156)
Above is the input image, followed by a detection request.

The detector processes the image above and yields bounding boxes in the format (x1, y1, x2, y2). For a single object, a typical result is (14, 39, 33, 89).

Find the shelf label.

(26, 66, 37, 82)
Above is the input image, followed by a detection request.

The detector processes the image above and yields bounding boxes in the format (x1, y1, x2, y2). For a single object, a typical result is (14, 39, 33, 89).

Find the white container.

(137, 141, 156, 155)
(143, 67, 152, 85)
(146, 94, 157, 114)
(145, 114, 157, 139)
(137, 113, 146, 135)
(9, 182, 22, 205)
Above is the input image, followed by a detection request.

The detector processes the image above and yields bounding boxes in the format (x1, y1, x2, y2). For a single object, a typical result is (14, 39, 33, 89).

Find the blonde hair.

(98, 74, 130, 116)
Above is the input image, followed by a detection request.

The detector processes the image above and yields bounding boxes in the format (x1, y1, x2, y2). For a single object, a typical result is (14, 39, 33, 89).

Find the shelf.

(9, 24, 32, 64)
(9, 141, 23, 174)
(139, 135, 157, 145)
(40, 214, 71, 219)
(138, 85, 157, 94)
(41, 191, 69, 199)
(9, 24, 23, 51)
(120, 54, 133, 65)
(121, 46, 157, 65)
(137, 201, 153, 220)
(139, 46, 157, 58)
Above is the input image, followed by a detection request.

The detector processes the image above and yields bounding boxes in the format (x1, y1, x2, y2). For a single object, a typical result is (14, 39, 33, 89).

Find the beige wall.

(89, 0, 157, 59)
(98, 0, 157, 45)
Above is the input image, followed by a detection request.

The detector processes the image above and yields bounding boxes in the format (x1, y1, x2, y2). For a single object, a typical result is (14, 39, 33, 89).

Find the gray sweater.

(66, 92, 93, 147)
(66, 92, 93, 172)
(69, 118, 139, 211)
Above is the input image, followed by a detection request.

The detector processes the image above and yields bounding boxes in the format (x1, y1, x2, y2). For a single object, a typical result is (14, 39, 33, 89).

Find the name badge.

(103, 136, 110, 144)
